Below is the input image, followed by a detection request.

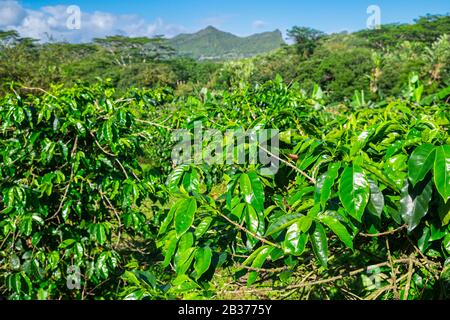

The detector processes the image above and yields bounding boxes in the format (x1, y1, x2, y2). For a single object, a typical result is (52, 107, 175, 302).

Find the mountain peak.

(197, 25, 222, 35)
(168, 27, 285, 60)
(204, 25, 219, 31)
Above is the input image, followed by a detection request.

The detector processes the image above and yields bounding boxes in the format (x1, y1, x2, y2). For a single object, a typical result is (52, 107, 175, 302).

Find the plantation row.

(0, 77, 449, 299)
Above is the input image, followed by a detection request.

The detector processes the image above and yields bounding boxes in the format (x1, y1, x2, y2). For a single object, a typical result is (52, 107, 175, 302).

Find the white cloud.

(0, 1, 187, 42)
(0, 0, 26, 27)
(252, 20, 267, 29)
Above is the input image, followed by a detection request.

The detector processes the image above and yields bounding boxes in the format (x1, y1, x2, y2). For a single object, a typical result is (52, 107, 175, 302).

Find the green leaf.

(19, 215, 32, 236)
(231, 203, 246, 220)
(62, 201, 71, 221)
(248, 171, 265, 213)
(194, 217, 213, 238)
(418, 227, 431, 252)
(315, 162, 341, 208)
(444, 234, 450, 255)
(400, 179, 433, 232)
(245, 204, 260, 247)
(265, 212, 304, 236)
(174, 197, 197, 237)
(408, 144, 435, 186)
(434, 145, 450, 202)
(247, 246, 274, 286)
(310, 222, 328, 268)
(320, 215, 353, 250)
(59, 239, 76, 249)
(297, 215, 313, 233)
(242, 245, 270, 266)
(7, 274, 21, 293)
(178, 232, 194, 253)
(174, 247, 195, 275)
(438, 198, 450, 226)
(162, 233, 178, 267)
(194, 246, 212, 280)
(96, 224, 107, 245)
(283, 221, 308, 256)
(167, 164, 190, 193)
(102, 121, 113, 143)
(384, 154, 408, 190)
(338, 165, 370, 222)
(240, 173, 252, 204)
(367, 179, 384, 218)
(159, 201, 181, 235)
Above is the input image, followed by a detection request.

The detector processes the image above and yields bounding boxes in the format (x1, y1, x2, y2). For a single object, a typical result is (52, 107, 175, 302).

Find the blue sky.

(2, 0, 450, 42)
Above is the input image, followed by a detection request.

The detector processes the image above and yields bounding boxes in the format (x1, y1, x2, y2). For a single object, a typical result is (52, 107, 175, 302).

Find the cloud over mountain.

(0, 0, 187, 42)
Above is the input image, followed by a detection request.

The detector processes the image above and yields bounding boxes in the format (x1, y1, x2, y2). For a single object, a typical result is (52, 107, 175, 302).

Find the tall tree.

(287, 26, 325, 57)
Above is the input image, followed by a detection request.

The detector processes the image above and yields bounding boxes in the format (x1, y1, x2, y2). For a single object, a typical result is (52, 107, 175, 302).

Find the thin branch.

(403, 257, 414, 300)
(217, 211, 282, 249)
(220, 258, 413, 294)
(135, 118, 173, 130)
(46, 136, 78, 222)
(359, 225, 407, 237)
(20, 86, 58, 99)
(115, 159, 129, 180)
(258, 144, 316, 184)
(100, 193, 122, 246)
(90, 131, 116, 157)
(89, 131, 131, 179)
(386, 238, 400, 300)
(238, 265, 290, 273)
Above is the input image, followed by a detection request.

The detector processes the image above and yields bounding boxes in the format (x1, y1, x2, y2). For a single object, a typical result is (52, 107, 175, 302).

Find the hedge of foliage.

(1, 77, 449, 299)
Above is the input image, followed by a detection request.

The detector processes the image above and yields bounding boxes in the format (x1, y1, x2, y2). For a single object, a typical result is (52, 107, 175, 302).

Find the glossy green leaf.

(159, 202, 180, 235)
(400, 179, 433, 232)
(367, 179, 384, 218)
(283, 221, 309, 256)
(245, 204, 259, 235)
(240, 173, 253, 204)
(162, 233, 178, 268)
(96, 224, 107, 245)
(265, 212, 304, 236)
(242, 245, 270, 266)
(310, 222, 328, 268)
(444, 234, 450, 254)
(248, 171, 265, 212)
(174, 247, 195, 275)
(315, 162, 341, 208)
(194, 217, 213, 238)
(247, 246, 274, 286)
(408, 144, 435, 186)
(434, 145, 450, 202)
(438, 197, 450, 226)
(178, 232, 194, 252)
(320, 215, 353, 250)
(338, 165, 370, 222)
(245, 204, 260, 247)
(174, 197, 197, 237)
(194, 246, 212, 279)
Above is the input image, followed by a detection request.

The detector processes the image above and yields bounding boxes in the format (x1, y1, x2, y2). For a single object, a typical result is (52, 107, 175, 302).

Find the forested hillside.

(168, 26, 285, 60)
(0, 13, 449, 300)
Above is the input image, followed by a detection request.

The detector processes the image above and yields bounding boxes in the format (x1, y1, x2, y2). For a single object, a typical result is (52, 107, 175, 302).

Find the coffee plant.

(1, 77, 449, 300)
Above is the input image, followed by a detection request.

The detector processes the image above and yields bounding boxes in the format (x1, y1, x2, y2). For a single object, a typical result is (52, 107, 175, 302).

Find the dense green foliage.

(1, 76, 449, 299)
(0, 13, 449, 300)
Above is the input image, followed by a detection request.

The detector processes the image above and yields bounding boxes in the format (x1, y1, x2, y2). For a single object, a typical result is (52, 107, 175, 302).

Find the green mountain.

(168, 26, 285, 60)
